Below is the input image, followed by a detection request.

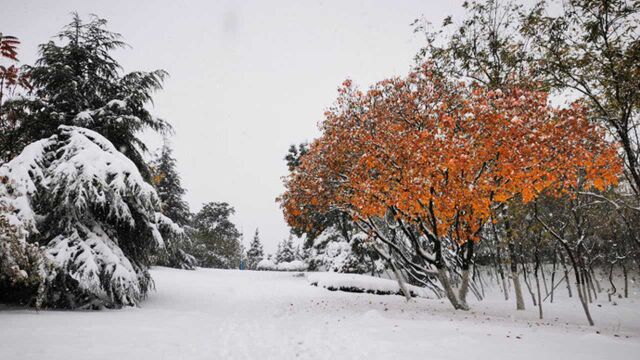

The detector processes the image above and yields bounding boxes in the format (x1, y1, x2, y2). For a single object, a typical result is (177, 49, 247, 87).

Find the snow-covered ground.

(1, 267, 638, 360)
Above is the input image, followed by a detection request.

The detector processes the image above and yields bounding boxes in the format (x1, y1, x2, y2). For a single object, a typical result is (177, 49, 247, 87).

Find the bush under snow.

(306, 272, 430, 298)
(256, 259, 308, 272)
(307, 226, 383, 274)
(256, 259, 277, 271)
(276, 260, 308, 271)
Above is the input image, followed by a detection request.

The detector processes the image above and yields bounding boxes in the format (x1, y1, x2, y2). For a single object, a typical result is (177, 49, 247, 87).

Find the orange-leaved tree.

(280, 64, 621, 310)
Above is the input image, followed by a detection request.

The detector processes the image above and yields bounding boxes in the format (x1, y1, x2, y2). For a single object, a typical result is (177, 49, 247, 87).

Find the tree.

(523, 0, 640, 197)
(275, 236, 296, 263)
(0, 34, 31, 109)
(151, 141, 191, 226)
(414, 0, 535, 89)
(0, 126, 172, 308)
(0, 34, 32, 163)
(149, 141, 196, 269)
(246, 228, 264, 270)
(281, 65, 621, 310)
(190, 202, 242, 269)
(415, 0, 543, 310)
(282, 142, 351, 243)
(0, 14, 170, 175)
(154, 212, 197, 270)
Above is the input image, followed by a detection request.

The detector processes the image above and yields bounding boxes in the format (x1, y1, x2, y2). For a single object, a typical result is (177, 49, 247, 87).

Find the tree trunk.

(535, 254, 543, 320)
(550, 250, 557, 303)
(458, 269, 471, 309)
(559, 252, 572, 298)
(390, 261, 411, 301)
(586, 269, 598, 301)
(591, 267, 602, 293)
(576, 276, 595, 326)
(522, 263, 537, 306)
(437, 268, 468, 310)
(508, 242, 525, 310)
(497, 261, 509, 300)
(607, 263, 616, 302)
(541, 264, 549, 297)
(584, 268, 593, 303)
(623, 264, 628, 298)
(572, 261, 595, 326)
(493, 223, 509, 301)
(476, 267, 486, 298)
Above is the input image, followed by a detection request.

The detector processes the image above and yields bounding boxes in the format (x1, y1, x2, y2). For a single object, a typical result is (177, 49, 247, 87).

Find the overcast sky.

(4, 0, 466, 253)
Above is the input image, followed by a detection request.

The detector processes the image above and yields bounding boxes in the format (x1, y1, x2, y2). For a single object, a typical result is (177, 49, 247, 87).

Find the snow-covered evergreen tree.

(246, 228, 264, 270)
(154, 212, 197, 270)
(150, 141, 196, 270)
(0, 126, 176, 308)
(0, 13, 170, 177)
(151, 141, 191, 225)
(275, 236, 296, 264)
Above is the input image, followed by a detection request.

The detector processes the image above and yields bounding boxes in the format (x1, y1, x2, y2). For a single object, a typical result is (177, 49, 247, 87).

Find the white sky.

(4, 0, 466, 253)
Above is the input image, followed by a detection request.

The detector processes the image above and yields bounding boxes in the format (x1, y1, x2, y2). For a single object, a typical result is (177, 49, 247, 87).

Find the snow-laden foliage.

(254, 258, 307, 272)
(276, 260, 308, 271)
(0, 125, 183, 308)
(256, 258, 276, 271)
(0, 200, 45, 305)
(306, 226, 382, 274)
(154, 213, 197, 270)
(150, 143, 191, 226)
(149, 142, 196, 270)
(245, 228, 264, 270)
(275, 236, 296, 264)
(0, 13, 170, 176)
(307, 272, 429, 297)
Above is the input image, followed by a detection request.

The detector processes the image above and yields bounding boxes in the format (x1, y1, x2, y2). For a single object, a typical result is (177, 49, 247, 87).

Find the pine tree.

(0, 126, 170, 308)
(275, 235, 295, 263)
(149, 141, 196, 270)
(151, 141, 191, 226)
(246, 228, 264, 270)
(1, 13, 170, 177)
(190, 202, 243, 269)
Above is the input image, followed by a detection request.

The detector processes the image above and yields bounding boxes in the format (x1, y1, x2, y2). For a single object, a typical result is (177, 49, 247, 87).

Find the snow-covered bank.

(0, 267, 638, 360)
(306, 271, 431, 298)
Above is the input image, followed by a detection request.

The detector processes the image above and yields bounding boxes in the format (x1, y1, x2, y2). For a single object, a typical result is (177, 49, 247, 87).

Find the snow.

(0, 268, 638, 360)
(277, 259, 307, 271)
(1, 126, 160, 234)
(0, 125, 164, 307)
(257, 258, 276, 270)
(106, 99, 127, 109)
(257, 260, 308, 271)
(307, 272, 431, 298)
(307, 226, 374, 273)
(46, 225, 142, 304)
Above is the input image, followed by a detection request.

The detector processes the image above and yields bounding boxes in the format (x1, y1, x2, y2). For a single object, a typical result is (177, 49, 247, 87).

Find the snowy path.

(1, 267, 639, 360)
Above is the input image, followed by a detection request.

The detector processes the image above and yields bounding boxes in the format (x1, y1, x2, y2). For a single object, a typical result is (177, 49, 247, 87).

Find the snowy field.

(1, 267, 638, 360)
